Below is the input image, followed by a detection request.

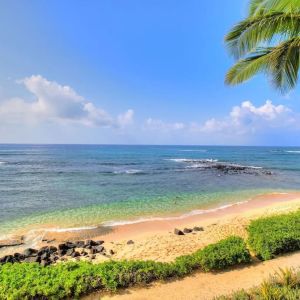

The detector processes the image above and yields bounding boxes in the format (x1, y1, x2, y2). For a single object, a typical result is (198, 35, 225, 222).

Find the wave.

(167, 158, 218, 163)
(0, 161, 6, 165)
(285, 150, 300, 154)
(44, 225, 99, 233)
(168, 158, 262, 170)
(103, 200, 248, 227)
(113, 169, 144, 175)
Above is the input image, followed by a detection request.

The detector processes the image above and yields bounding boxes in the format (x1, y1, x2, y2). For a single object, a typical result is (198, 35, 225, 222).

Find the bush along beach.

(247, 210, 300, 260)
(0, 236, 250, 299)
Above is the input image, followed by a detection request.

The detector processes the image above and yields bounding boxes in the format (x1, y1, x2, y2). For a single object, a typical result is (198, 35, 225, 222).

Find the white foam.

(113, 169, 143, 174)
(0, 161, 6, 165)
(167, 158, 218, 163)
(44, 225, 98, 232)
(286, 150, 300, 153)
(103, 200, 248, 227)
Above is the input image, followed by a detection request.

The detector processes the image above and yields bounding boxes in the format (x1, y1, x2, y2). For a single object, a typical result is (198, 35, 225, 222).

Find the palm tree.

(225, 0, 300, 93)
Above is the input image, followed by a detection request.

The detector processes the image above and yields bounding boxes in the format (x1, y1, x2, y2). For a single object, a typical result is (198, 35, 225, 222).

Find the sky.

(0, 0, 299, 145)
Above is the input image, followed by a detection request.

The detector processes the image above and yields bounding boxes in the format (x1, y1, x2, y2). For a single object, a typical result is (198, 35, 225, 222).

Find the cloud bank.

(0, 75, 134, 128)
(145, 100, 296, 136)
(0, 74, 298, 145)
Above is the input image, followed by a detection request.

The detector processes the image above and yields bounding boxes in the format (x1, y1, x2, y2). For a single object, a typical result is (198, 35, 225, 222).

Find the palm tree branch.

(225, 12, 300, 59)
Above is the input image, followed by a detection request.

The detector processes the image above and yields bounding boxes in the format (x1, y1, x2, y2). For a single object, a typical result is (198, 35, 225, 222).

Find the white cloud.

(145, 118, 185, 131)
(190, 100, 294, 135)
(0, 75, 134, 128)
(145, 100, 296, 137)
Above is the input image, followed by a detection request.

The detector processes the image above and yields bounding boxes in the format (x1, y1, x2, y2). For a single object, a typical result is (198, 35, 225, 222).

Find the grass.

(215, 268, 300, 299)
(0, 236, 250, 300)
(247, 210, 300, 260)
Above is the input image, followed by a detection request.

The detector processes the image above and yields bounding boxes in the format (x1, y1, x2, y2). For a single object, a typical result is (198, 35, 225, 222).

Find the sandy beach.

(1, 192, 300, 299)
(36, 192, 300, 263)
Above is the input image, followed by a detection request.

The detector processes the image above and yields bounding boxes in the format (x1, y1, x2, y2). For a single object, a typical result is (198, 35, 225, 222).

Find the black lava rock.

(193, 226, 204, 232)
(174, 228, 184, 235)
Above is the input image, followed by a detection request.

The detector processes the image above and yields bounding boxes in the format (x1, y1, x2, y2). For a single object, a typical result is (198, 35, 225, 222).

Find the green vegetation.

(0, 236, 250, 300)
(225, 0, 300, 92)
(247, 210, 300, 260)
(1, 210, 300, 299)
(197, 236, 251, 271)
(215, 268, 300, 299)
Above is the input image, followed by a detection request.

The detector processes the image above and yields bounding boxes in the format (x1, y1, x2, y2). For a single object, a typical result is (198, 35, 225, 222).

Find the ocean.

(1, 144, 300, 237)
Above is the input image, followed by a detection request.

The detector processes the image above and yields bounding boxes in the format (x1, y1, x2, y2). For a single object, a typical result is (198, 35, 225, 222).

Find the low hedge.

(196, 236, 251, 271)
(0, 236, 250, 299)
(247, 210, 300, 260)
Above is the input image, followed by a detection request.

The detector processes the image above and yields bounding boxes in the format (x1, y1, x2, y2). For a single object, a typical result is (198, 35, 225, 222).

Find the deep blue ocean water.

(1, 144, 300, 235)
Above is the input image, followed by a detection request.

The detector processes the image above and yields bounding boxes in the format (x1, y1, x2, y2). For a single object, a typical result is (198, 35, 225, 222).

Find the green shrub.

(247, 210, 300, 260)
(0, 236, 251, 299)
(196, 236, 251, 271)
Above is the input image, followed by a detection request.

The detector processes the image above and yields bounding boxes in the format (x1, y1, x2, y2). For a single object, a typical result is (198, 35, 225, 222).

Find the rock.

(89, 248, 97, 255)
(109, 249, 115, 255)
(46, 239, 56, 243)
(24, 256, 41, 263)
(71, 251, 80, 258)
(183, 228, 193, 233)
(95, 240, 104, 245)
(14, 253, 24, 260)
(85, 240, 99, 247)
(193, 226, 204, 232)
(92, 245, 104, 253)
(127, 240, 134, 245)
(58, 243, 68, 251)
(23, 248, 38, 257)
(40, 252, 50, 260)
(66, 248, 75, 256)
(65, 242, 76, 249)
(49, 246, 57, 253)
(75, 241, 85, 248)
(40, 259, 50, 267)
(4, 255, 15, 263)
(50, 255, 59, 262)
(91, 254, 96, 259)
(81, 251, 88, 256)
(58, 249, 66, 256)
(174, 228, 184, 235)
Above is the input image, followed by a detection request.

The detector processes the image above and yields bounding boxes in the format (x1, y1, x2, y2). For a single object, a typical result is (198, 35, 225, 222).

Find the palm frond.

(268, 37, 300, 92)
(225, 38, 300, 92)
(225, 12, 300, 59)
(249, 0, 300, 16)
(225, 48, 273, 85)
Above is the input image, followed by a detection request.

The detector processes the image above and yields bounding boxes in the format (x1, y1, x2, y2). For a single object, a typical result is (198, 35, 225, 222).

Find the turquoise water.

(1, 144, 300, 235)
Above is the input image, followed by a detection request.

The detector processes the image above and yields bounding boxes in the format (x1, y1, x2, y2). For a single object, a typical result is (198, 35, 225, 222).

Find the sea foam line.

(102, 200, 248, 227)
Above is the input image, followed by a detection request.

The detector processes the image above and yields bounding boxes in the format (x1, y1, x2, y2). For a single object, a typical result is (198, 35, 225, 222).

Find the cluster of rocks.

(0, 240, 115, 267)
(174, 226, 204, 235)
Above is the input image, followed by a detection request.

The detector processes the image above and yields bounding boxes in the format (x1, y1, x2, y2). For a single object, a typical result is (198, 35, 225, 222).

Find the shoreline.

(1, 191, 300, 261)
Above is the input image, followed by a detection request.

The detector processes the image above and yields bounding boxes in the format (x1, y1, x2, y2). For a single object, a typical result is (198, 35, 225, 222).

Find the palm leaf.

(225, 48, 273, 85)
(268, 37, 300, 91)
(225, 12, 300, 59)
(249, 0, 300, 16)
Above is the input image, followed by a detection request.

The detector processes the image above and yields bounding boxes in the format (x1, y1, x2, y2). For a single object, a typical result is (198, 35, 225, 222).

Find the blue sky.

(0, 0, 299, 145)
